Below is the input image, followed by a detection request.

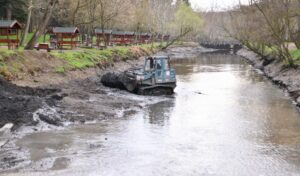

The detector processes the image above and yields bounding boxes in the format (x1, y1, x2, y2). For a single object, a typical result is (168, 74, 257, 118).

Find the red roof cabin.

(95, 29, 112, 47)
(0, 20, 22, 49)
(49, 27, 80, 49)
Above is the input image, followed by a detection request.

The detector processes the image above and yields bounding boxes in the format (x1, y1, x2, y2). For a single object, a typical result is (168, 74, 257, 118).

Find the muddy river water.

(4, 53, 300, 175)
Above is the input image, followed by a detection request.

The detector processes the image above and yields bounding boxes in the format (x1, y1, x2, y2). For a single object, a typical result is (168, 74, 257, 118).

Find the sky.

(190, 0, 249, 11)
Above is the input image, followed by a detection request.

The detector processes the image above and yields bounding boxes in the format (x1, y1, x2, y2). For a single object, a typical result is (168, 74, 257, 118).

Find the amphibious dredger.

(101, 56, 177, 95)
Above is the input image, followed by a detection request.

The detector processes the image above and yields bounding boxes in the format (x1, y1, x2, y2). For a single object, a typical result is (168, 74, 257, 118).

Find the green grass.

(0, 49, 24, 79)
(24, 33, 51, 44)
(51, 48, 116, 69)
(50, 43, 160, 70)
(264, 46, 278, 55)
(54, 66, 66, 73)
(51, 51, 96, 69)
(0, 49, 17, 61)
(290, 49, 300, 61)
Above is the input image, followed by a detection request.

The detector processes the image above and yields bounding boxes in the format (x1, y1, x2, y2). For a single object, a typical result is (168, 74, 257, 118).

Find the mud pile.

(101, 72, 137, 92)
(101, 72, 126, 90)
(0, 78, 61, 130)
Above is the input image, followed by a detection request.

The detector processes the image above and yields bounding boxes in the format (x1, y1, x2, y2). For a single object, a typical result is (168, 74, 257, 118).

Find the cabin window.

(156, 59, 162, 70)
(145, 58, 154, 71)
(164, 59, 170, 70)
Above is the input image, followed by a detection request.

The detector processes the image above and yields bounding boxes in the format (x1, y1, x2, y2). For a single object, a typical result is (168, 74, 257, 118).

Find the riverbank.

(237, 48, 300, 107)
(0, 44, 158, 87)
(0, 44, 163, 133)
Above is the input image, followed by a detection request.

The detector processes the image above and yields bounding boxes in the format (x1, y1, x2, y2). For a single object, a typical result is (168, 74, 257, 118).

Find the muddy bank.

(0, 78, 63, 130)
(0, 51, 147, 132)
(0, 57, 147, 171)
(237, 48, 300, 106)
(158, 46, 218, 58)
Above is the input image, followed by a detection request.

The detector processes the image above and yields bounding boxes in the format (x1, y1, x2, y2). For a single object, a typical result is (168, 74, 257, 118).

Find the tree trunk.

(20, 0, 33, 46)
(71, 0, 80, 25)
(6, 4, 12, 20)
(25, 0, 58, 50)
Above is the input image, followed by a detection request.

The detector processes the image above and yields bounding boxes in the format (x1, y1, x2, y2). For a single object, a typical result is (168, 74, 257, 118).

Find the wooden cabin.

(139, 33, 151, 44)
(0, 20, 22, 49)
(124, 31, 135, 45)
(163, 34, 170, 41)
(157, 34, 162, 42)
(156, 34, 170, 42)
(95, 29, 112, 46)
(111, 31, 135, 45)
(49, 27, 80, 49)
(111, 31, 124, 45)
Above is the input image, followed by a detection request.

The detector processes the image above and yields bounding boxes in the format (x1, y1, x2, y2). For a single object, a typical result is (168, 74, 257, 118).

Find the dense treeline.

(0, 0, 202, 49)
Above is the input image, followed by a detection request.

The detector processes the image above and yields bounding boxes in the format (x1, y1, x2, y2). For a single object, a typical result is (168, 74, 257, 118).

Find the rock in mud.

(38, 114, 62, 126)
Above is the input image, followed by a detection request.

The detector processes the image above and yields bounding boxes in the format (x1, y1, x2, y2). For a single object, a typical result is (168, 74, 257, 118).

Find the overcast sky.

(190, 0, 249, 11)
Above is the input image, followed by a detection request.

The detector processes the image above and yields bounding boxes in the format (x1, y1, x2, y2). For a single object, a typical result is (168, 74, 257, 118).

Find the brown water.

(4, 54, 300, 176)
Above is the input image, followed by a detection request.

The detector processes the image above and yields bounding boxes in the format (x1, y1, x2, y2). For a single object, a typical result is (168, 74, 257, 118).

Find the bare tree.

(25, 0, 59, 50)
(20, 0, 33, 46)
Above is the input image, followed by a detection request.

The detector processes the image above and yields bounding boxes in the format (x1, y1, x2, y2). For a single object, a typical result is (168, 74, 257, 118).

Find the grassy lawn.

(25, 33, 51, 44)
(50, 43, 161, 70)
(51, 49, 111, 70)
(290, 49, 300, 60)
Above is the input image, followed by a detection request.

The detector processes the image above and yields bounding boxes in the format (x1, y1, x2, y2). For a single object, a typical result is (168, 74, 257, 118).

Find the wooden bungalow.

(157, 34, 163, 41)
(163, 34, 170, 41)
(123, 31, 135, 45)
(111, 31, 135, 45)
(139, 33, 152, 44)
(49, 27, 80, 49)
(156, 34, 170, 42)
(134, 32, 142, 44)
(0, 20, 22, 49)
(95, 29, 112, 46)
(111, 31, 124, 45)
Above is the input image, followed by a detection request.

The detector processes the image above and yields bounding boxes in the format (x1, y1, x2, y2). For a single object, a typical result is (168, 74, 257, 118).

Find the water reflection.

(143, 100, 175, 126)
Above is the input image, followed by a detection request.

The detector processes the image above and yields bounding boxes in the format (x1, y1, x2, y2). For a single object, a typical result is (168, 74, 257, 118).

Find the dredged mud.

(0, 78, 62, 130)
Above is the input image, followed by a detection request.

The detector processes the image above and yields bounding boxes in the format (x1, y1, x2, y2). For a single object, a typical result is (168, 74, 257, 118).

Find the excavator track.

(138, 86, 174, 96)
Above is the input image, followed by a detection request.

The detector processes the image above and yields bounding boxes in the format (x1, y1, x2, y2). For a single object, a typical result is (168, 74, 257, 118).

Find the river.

(3, 53, 300, 176)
